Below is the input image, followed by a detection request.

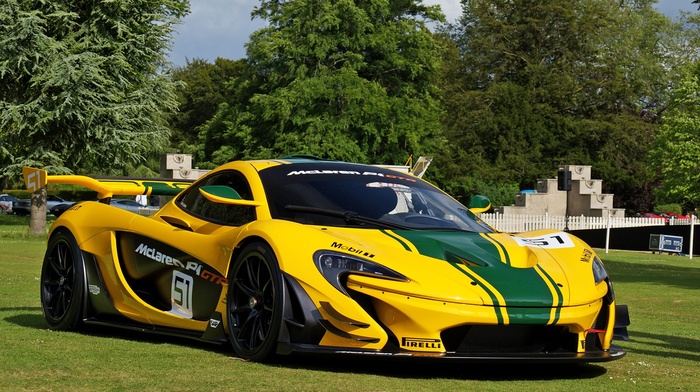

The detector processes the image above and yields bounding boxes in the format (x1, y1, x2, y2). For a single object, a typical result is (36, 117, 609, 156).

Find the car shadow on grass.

(1, 308, 46, 329)
(6, 312, 609, 380)
(269, 353, 608, 381)
(622, 330, 700, 363)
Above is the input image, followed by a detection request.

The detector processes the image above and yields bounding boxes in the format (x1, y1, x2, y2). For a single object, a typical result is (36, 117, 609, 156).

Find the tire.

(227, 242, 283, 362)
(40, 229, 85, 331)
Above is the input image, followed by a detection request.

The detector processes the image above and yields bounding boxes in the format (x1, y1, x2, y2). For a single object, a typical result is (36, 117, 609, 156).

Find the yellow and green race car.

(28, 157, 629, 363)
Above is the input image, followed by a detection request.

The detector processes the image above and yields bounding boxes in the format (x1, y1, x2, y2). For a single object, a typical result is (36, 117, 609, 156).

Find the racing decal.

(534, 265, 563, 324)
(286, 170, 417, 183)
(134, 243, 227, 285)
(379, 229, 414, 251)
(170, 271, 194, 318)
(481, 233, 511, 266)
(95, 179, 190, 196)
(401, 337, 442, 350)
(580, 248, 593, 263)
(448, 261, 507, 324)
(513, 232, 575, 249)
(387, 230, 561, 324)
(23, 167, 45, 192)
(117, 233, 226, 321)
(330, 242, 375, 258)
(135, 243, 186, 267)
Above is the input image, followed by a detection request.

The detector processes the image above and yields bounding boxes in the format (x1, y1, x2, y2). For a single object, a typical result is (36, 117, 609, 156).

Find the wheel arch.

(226, 236, 325, 356)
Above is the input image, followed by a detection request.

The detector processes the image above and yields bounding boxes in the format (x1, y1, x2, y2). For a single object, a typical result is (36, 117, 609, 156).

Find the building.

(495, 165, 625, 217)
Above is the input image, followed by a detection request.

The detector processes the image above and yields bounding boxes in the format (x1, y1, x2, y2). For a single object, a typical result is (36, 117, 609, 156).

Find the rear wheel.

(40, 229, 85, 330)
(227, 242, 283, 362)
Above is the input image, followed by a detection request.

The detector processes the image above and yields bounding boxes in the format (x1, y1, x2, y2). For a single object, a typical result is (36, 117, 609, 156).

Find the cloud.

(423, 0, 461, 22)
(655, 0, 697, 18)
(167, 0, 698, 67)
(169, 0, 265, 65)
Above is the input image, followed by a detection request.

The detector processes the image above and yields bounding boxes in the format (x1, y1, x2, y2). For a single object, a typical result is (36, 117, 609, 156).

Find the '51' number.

(170, 271, 194, 318)
(515, 232, 574, 249)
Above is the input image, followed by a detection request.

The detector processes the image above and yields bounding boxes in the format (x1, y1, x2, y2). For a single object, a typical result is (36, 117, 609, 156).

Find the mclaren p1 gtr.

(26, 157, 629, 363)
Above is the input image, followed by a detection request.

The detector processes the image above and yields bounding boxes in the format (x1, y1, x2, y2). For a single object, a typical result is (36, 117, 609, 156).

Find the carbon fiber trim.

(281, 343, 626, 363)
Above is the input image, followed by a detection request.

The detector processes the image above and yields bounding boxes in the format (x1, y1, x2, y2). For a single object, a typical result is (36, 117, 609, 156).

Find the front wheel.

(40, 229, 85, 330)
(227, 242, 284, 362)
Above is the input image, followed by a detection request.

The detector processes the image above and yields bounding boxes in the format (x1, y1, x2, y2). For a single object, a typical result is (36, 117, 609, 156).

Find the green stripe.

(536, 265, 563, 324)
(142, 181, 190, 196)
(505, 307, 560, 324)
(96, 179, 189, 196)
(392, 231, 556, 322)
(446, 260, 506, 324)
(380, 229, 412, 251)
(485, 233, 511, 266)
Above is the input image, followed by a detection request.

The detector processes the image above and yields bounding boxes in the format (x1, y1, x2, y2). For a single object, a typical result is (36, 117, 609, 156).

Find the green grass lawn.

(1, 218, 698, 391)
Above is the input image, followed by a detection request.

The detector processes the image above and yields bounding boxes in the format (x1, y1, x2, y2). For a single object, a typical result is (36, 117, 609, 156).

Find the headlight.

(592, 256, 608, 284)
(314, 250, 409, 295)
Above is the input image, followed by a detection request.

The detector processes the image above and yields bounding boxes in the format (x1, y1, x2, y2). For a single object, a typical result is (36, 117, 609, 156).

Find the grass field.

(1, 216, 699, 391)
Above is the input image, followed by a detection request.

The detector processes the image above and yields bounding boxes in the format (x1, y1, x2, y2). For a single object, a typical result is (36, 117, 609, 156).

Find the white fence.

(479, 213, 691, 233)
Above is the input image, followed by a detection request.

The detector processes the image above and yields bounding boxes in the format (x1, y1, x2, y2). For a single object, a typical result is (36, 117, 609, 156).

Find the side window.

(176, 171, 256, 226)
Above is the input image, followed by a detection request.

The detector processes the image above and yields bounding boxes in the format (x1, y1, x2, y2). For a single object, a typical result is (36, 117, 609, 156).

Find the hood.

(333, 228, 601, 309)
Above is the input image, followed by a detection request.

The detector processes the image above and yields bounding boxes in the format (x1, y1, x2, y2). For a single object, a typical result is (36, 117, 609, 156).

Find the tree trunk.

(29, 188, 47, 235)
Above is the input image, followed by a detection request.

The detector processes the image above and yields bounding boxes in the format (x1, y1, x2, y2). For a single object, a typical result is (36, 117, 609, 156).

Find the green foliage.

(198, 0, 446, 166)
(439, 0, 685, 210)
(170, 58, 246, 150)
(653, 203, 683, 215)
(650, 13, 700, 210)
(0, 0, 189, 178)
(2, 187, 97, 202)
(463, 180, 519, 208)
(651, 71, 700, 207)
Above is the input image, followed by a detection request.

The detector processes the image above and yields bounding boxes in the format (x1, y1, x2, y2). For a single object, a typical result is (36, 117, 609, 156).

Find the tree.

(649, 9, 700, 211)
(170, 57, 246, 151)
(0, 0, 188, 233)
(440, 0, 683, 212)
(197, 0, 446, 167)
(0, 0, 189, 178)
(651, 69, 700, 209)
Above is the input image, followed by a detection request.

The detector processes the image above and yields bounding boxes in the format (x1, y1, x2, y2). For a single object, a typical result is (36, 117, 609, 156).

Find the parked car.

(642, 212, 669, 224)
(664, 212, 690, 221)
(26, 158, 629, 364)
(49, 203, 75, 217)
(0, 194, 19, 213)
(110, 198, 159, 215)
(12, 195, 75, 216)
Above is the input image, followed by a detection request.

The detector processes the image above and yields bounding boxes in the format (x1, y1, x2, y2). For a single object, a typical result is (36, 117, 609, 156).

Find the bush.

(654, 203, 683, 214)
(2, 188, 97, 201)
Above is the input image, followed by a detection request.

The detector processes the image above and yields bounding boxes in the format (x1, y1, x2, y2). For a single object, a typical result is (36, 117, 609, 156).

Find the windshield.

(259, 162, 494, 233)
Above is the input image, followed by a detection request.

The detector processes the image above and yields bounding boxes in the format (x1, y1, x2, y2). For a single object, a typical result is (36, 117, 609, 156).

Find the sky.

(168, 0, 699, 66)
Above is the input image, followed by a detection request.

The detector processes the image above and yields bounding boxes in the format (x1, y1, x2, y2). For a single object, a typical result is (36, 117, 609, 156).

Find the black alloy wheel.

(40, 229, 85, 330)
(227, 242, 284, 362)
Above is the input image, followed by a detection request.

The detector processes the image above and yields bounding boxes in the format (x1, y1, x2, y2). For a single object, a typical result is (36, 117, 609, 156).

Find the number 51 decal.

(169, 271, 194, 318)
(514, 232, 575, 249)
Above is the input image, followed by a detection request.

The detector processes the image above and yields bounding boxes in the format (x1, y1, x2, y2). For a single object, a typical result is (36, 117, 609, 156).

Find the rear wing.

(22, 166, 192, 200)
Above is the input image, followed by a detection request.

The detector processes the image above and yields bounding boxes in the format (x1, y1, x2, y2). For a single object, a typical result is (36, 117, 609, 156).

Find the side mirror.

(467, 195, 491, 214)
(199, 185, 262, 207)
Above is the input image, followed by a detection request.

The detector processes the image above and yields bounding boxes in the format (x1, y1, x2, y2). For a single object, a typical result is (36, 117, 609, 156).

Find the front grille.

(441, 324, 577, 354)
